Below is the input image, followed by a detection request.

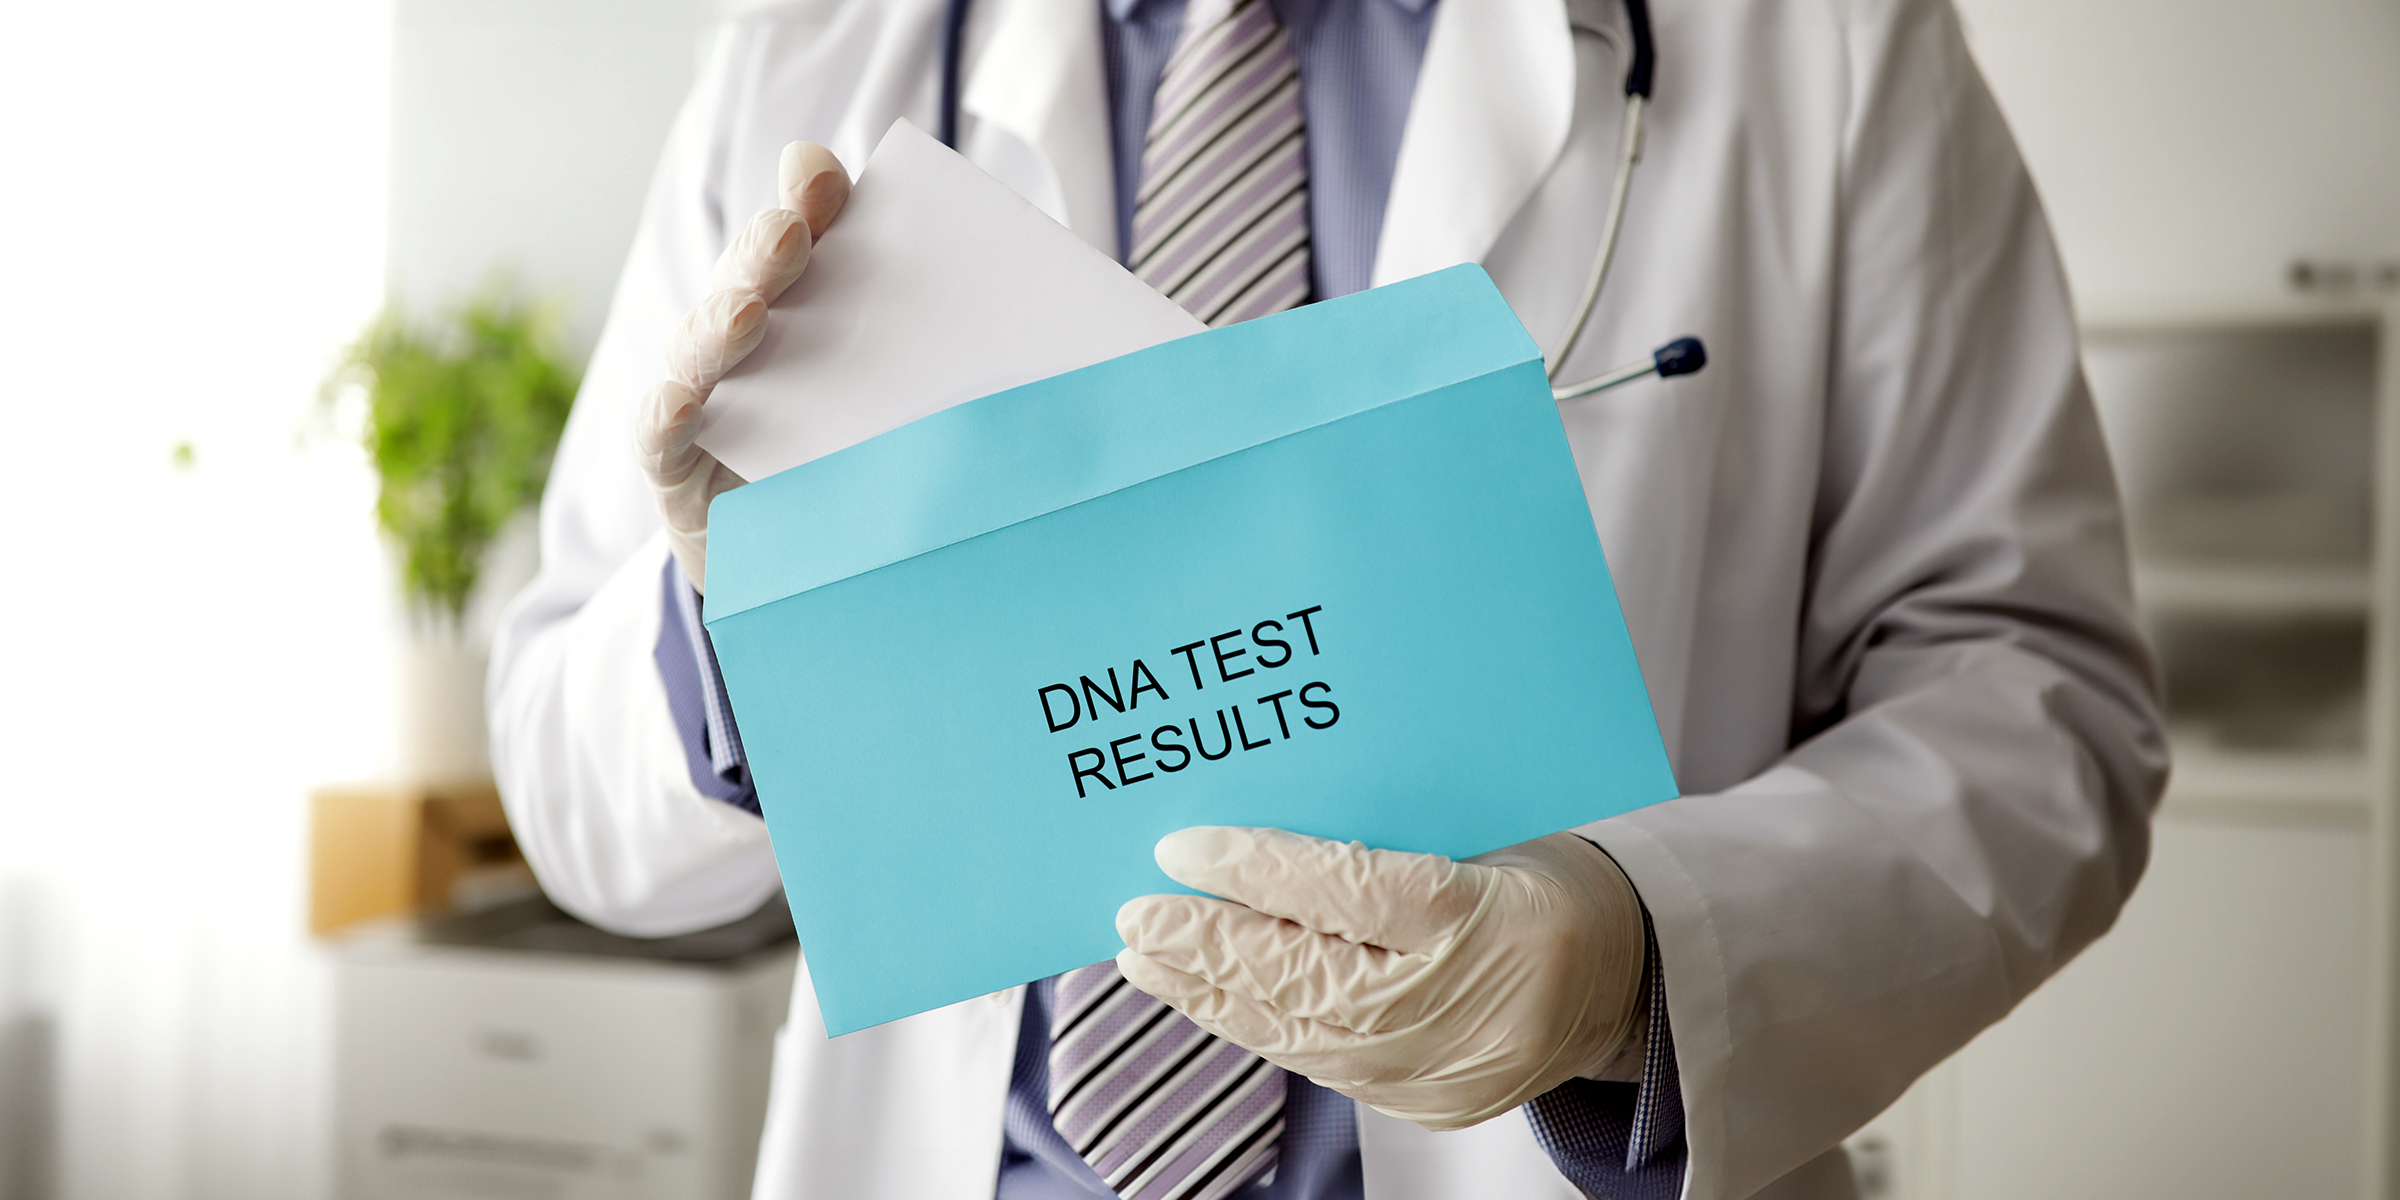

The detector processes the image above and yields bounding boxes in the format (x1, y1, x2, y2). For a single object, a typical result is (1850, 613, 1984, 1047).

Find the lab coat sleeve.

(486, 25, 785, 937)
(1576, 1, 2169, 1196)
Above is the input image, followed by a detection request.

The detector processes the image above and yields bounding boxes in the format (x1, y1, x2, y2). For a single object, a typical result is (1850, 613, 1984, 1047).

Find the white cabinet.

(331, 901, 796, 1200)
(1848, 306, 2398, 1200)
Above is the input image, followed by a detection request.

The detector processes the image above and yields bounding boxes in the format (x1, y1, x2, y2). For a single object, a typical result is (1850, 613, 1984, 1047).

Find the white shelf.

(2081, 303, 2387, 336)
(2160, 739, 2370, 827)
(2134, 558, 2371, 617)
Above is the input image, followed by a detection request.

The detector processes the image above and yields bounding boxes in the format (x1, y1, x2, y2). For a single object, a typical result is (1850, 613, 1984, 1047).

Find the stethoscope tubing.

(1547, 93, 1645, 388)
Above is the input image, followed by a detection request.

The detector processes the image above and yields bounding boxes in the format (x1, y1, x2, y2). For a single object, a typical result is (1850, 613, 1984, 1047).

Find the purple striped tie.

(1049, 962, 1285, 1200)
(1130, 0, 1312, 326)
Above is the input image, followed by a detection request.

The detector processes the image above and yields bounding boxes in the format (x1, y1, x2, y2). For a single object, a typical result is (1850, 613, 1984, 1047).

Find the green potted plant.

(326, 286, 579, 782)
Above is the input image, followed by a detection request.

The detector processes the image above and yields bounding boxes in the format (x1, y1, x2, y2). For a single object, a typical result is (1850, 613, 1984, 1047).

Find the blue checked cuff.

(655, 556, 759, 814)
(1523, 908, 1686, 1200)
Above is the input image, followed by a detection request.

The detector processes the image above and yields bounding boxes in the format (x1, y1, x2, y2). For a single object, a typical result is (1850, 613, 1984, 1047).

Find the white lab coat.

(487, 0, 2168, 1196)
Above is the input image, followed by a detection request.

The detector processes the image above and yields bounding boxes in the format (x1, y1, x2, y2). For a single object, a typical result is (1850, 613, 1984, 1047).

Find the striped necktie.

(1048, 962, 1285, 1200)
(1046, 8, 1302, 1194)
(1130, 0, 1312, 326)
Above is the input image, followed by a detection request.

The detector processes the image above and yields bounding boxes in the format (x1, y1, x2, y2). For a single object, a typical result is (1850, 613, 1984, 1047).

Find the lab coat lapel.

(749, 961, 1024, 1197)
(1370, 0, 1577, 286)
(959, 0, 1121, 257)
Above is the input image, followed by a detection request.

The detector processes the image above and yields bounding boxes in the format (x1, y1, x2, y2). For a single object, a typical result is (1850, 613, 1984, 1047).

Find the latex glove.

(1115, 826, 1646, 1131)
(635, 142, 852, 593)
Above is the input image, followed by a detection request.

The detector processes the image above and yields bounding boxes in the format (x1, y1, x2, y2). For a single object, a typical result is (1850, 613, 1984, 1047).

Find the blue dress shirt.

(652, 1, 1692, 1191)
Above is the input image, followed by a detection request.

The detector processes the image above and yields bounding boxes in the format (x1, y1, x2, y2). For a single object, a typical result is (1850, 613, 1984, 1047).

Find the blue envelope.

(706, 265, 1678, 1036)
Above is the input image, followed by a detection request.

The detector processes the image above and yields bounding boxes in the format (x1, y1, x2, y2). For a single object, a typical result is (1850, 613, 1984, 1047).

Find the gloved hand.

(635, 141, 852, 593)
(1115, 826, 1646, 1131)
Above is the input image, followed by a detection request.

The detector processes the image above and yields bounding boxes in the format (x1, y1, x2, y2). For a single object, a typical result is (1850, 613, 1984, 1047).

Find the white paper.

(697, 120, 1207, 483)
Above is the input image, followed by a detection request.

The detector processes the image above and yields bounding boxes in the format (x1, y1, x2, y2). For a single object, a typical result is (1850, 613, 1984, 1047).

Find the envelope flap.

(707, 265, 1541, 622)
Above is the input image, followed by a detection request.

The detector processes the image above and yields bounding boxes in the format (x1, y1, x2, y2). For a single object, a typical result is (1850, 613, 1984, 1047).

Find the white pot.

(398, 632, 493, 788)
(390, 513, 541, 788)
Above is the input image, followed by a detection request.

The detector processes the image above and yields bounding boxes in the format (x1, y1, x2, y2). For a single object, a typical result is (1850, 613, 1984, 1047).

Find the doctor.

(489, 0, 2167, 1197)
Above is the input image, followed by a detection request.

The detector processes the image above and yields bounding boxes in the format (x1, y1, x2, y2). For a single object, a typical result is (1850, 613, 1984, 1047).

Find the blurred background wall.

(386, 0, 738, 362)
(1, 4, 394, 1198)
(1958, 0, 2400, 317)
(0, 0, 2394, 1198)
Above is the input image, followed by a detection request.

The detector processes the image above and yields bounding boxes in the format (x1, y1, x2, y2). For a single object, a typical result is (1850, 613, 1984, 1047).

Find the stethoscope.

(935, 0, 1707, 403)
